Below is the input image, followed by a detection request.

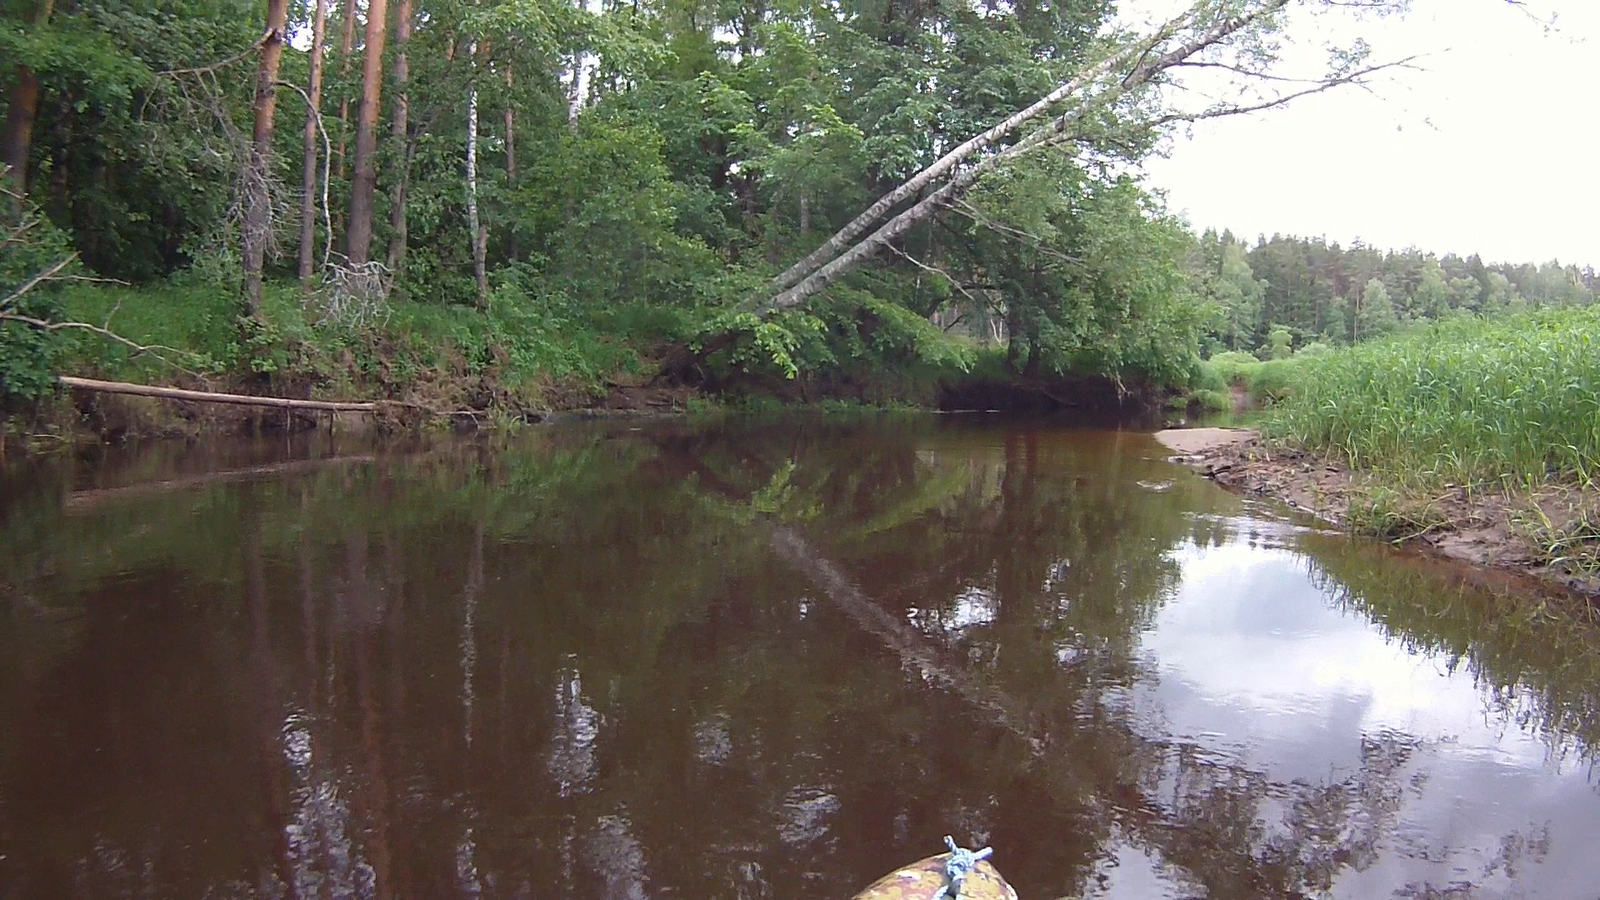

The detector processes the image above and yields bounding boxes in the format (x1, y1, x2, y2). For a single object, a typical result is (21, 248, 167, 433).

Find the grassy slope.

(1238, 307, 1600, 575)
(52, 280, 650, 410)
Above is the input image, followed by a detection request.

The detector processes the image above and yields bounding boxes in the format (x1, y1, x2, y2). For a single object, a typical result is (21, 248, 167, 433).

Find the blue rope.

(933, 836, 993, 900)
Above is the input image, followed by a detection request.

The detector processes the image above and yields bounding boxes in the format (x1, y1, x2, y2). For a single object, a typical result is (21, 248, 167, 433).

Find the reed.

(1270, 307, 1600, 489)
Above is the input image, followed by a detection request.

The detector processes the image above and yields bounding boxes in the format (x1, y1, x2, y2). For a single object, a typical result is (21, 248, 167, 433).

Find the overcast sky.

(1128, 0, 1599, 266)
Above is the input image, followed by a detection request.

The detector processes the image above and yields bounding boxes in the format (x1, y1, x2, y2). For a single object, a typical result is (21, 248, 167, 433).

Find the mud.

(1156, 428, 1600, 600)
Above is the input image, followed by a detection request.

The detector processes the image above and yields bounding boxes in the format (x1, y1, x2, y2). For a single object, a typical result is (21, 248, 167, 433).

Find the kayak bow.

(850, 837, 1016, 900)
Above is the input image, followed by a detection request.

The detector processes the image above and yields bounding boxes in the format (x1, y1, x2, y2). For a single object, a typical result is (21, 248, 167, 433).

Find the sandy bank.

(1156, 428, 1600, 601)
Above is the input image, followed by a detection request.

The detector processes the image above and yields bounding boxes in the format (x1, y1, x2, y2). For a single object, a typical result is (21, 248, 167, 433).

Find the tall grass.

(1270, 307, 1600, 487)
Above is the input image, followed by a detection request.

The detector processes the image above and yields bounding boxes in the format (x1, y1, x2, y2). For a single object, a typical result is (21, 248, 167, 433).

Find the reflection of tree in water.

(0, 418, 1576, 899)
(1304, 534, 1600, 761)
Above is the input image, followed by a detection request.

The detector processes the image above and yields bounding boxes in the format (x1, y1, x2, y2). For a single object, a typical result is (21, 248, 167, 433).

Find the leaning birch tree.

(664, 0, 1418, 376)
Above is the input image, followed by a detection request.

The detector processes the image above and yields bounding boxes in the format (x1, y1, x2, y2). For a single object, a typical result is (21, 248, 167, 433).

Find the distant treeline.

(1191, 230, 1598, 357)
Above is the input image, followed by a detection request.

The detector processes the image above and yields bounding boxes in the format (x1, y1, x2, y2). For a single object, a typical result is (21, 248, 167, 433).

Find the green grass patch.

(1268, 307, 1600, 489)
(51, 279, 649, 407)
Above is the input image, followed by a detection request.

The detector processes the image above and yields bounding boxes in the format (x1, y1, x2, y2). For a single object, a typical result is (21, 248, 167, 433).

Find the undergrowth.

(51, 279, 651, 408)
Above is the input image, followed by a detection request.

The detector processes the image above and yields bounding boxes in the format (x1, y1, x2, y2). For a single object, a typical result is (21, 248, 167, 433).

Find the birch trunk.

(242, 0, 291, 317)
(345, 0, 389, 266)
(298, 0, 329, 285)
(761, 1, 1288, 313)
(466, 43, 488, 309)
(384, 0, 413, 276)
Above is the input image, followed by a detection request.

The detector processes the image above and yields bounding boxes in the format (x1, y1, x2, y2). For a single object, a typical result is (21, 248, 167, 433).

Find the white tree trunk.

(761, 0, 1294, 313)
(466, 42, 487, 309)
(766, 7, 1195, 295)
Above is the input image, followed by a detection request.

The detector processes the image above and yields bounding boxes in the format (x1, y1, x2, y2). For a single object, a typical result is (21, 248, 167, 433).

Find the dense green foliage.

(1, 0, 1592, 413)
(1192, 230, 1597, 357)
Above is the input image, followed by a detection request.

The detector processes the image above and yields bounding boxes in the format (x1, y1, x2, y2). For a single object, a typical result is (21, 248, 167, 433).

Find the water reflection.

(0, 417, 1597, 899)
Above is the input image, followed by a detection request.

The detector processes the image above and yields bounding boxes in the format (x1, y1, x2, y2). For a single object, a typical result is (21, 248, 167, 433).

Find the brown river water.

(1, 415, 1597, 900)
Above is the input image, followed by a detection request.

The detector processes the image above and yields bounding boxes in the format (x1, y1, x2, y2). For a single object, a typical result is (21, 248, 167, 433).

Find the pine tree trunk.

(465, 44, 487, 309)
(335, 0, 357, 185)
(242, 0, 291, 317)
(384, 0, 412, 277)
(1, 0, 57, 197)
(298, 0, 329, 285)
(345, 0, 389, 266)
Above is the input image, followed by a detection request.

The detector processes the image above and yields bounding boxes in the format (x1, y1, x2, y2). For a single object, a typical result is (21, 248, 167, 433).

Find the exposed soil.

(1156, 428, 1600, 600)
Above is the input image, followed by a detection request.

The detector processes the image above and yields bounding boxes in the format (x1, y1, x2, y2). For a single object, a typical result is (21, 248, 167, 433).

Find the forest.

(0, 0, 1593, 416)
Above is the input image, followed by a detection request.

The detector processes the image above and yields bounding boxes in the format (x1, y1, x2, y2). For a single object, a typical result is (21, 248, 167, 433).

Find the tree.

(465, 40, 487, 308)
(242, 0, 292, 317)
(751, 0, 1413, 317)
(1356, 278, 1398, 339)
(299, 0, 330, 285)
(384, 0, 413, 276)
(345, 0, 389, 267)
(1214, 240, 1266, 350)
(1413, 262, 1450, 319)
(1263, 325, 1293, 360)
(0, 0, 54, 196)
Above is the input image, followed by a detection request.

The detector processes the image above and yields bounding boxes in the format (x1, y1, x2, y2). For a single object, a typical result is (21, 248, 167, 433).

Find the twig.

(156, 30, 273, 78)
(275, 79, 334, 270)
(1, 217, 41, 250)
(1, 253, 77, 309)
(887, 245, 988, 312)
(948, 199, 1084, 268)
(2, 312, 204, 376)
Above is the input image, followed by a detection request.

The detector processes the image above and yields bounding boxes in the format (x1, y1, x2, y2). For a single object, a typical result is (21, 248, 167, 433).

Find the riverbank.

(1158, 427, 1600, 600)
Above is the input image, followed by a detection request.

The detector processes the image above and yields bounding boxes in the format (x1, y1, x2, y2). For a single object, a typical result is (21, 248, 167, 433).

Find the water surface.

(1, 416, 1597, 899)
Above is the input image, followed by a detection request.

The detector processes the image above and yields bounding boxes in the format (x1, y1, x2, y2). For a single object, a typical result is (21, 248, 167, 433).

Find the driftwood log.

(58, 376, 377, 412)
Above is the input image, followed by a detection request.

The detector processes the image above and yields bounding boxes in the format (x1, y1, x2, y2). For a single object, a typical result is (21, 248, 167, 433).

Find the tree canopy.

(2, 0, 1591, 406)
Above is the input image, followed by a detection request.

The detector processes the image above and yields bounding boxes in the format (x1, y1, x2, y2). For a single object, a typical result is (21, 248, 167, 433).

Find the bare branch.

(1, 313, 205, 376)
(1, 217, 42, 251)
(156, 30, 273, 78)
(276, 79, 335, 270)
(887, 245, 988, 312)
(1, 254, 78, 310)
(948, 199, 1084, 268)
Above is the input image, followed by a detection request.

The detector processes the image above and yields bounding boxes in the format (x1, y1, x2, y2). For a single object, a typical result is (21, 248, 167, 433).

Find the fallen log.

(58, 375, 377, 412)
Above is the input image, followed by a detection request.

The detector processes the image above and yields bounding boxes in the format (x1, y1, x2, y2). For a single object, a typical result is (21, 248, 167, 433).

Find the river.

(1, 415, 1596, 899)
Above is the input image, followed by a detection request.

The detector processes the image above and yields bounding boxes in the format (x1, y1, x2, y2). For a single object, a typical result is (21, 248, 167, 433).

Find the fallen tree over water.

(658, 0, 1418, 383)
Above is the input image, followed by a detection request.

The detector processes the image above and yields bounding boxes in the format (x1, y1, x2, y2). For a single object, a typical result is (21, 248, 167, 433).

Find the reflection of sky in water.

(1116, 525, 1600, 899)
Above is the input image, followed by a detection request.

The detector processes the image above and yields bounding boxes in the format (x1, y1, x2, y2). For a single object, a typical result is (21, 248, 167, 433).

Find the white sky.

(1130, 0, 1600, 266)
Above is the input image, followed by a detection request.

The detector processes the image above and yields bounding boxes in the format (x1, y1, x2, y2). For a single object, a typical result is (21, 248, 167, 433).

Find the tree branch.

(1, 312, 206, 376)
(157, 30, 273, 78)
(1, 253, 77, 310)
(887, 245, 988, 312)
(276, 79, 335, 270)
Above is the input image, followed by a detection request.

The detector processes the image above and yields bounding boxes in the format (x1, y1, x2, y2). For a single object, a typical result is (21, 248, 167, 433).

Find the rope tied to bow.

(933, 835, 993, 900)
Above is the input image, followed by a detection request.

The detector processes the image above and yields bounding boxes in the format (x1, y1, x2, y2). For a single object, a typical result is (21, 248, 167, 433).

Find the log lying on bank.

(59, 376, 377, 412)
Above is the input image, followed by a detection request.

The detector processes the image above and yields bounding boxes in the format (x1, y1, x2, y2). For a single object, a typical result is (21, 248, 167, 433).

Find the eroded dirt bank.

(1156, 428, 1600, 601)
